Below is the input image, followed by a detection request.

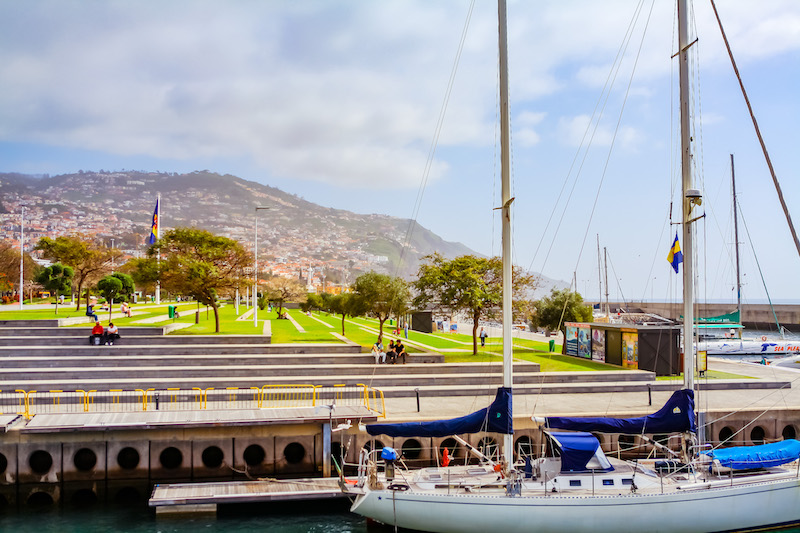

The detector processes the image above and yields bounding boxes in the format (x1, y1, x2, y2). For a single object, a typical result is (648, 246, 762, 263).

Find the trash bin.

(168, 305, 176, 318)
(548, 339, 555, 352)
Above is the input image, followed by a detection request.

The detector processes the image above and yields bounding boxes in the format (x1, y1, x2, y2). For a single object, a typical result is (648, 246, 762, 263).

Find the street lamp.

(19, 206, 24, 310)
(254, 206, 271, 327)
(110, 238, 115, 274)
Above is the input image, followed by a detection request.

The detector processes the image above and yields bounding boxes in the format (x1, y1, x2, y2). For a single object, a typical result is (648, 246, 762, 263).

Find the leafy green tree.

(529, 288, 593, 339)
(300, 293, 324, 313)
(36, 235, 113, 310)
(265, 276, 307, 317)
(327, 292, 368, 336)
(122, 257, 158, 298)
(352, 272, 410, 343)
(413, 253, 536, 355)
(35, 263, 74, 314)
(153, 228, 252, 333)
(96, 275, 123, 322)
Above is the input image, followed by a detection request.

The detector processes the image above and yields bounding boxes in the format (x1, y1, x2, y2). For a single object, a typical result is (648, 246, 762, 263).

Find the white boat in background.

(342, 1, 800, 531)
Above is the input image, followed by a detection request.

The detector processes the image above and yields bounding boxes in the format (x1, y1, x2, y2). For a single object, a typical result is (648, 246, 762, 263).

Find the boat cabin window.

(569, 480, 582, 487)
(621, 479, 633, 486)
(467, 468, 489, 475)
(602, 479, 614, 486)
(427, 474, 443, 481)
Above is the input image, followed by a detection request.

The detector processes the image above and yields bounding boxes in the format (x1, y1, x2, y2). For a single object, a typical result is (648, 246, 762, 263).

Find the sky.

(1, 0, 799, 304)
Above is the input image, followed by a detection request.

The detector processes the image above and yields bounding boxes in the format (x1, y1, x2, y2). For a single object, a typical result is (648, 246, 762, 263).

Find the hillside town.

(0, 171, 418, 294)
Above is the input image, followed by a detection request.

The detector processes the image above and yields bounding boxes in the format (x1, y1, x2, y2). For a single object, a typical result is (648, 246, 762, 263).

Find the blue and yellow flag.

(667, 233, 683, 273)
(148, 198, 159, 245)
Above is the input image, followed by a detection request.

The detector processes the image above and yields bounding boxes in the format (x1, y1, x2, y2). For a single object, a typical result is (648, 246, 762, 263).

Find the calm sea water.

(0, 500, 373, 533)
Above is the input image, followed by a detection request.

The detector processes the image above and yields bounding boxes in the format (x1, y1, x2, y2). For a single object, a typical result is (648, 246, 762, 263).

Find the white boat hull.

(350, 476, 800, 533)
(702, 339, 800, 356)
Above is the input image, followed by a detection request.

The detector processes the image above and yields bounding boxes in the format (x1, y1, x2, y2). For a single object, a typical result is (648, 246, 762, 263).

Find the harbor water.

(0, 500, 372, 532)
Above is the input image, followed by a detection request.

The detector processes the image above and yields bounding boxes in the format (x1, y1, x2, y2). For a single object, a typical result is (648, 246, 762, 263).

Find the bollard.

(415, 388, 420, 412)
(155, 393, 160, 410)
(647, 384, 652, 406)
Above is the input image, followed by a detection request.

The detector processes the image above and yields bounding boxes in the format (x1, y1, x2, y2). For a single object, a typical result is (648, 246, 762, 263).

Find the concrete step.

(0, 343, 361, 357)
(0, 371, 554, 392)
(0, 335, 272, 346)
(0, 361, 543, 380)
(0, 327, 167, 337)
(0, 320, 61, 327)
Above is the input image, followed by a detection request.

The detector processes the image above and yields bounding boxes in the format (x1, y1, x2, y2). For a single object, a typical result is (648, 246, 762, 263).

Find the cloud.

(0, 0, 797, 190)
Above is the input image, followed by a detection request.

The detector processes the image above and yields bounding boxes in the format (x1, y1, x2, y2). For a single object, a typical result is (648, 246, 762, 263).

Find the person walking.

(479, 327, 488, 347)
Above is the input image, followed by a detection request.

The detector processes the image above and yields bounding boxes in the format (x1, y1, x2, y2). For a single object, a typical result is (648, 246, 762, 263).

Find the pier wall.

(1, 406, 798, 506)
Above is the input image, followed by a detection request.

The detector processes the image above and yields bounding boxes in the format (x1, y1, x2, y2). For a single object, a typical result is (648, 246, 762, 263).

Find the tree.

(153, 228, 252, 333)
(0, 242, 39, 298)
(34, 264, 74, 314)
(123, 257, 159, 298)
(413, 253, 536, 355)
(300, 293, 324, 313)
(265, 277, 307, 317)
(327, 292, 367, 336)
(97, 275, 123, 322)
(529, 288, 593, 340)
(35, 235, 113, 310)
(352, 272, 410, 343)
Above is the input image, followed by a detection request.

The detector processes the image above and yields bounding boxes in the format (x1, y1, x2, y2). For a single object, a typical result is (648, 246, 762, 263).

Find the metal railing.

(0, 384, 385, 418)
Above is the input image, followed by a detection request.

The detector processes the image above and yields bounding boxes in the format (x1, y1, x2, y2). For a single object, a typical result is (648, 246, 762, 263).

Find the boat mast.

(731, 154, 742, 332)
(678, 0, 695, 393)
(498, 0, 513, 467)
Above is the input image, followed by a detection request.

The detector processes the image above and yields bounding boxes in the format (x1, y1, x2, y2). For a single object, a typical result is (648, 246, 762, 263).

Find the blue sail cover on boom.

(545, 389, 696, 434)
(704, 439, 800, 470)
(366, 387, 512, 437)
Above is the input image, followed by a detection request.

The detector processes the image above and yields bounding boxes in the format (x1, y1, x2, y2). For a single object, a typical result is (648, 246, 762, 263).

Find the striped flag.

(148, 198, 159, 245)
(667, 233, 683, 273)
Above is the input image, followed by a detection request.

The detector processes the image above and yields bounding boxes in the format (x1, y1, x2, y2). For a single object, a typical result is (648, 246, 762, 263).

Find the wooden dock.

(149, 477, 347, 513)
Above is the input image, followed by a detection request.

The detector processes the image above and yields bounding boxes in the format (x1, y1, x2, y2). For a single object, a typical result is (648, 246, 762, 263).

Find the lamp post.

(19, 206, 24, 310)
(253, 206, 271, 327)
(110, 238, 115, 274)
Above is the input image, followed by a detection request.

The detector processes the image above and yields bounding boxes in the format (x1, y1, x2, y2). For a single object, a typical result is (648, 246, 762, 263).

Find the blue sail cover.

(704, 439, 800, 470)
(545, 389, 696, 434)
(550, 432, 612, 473)
(366, 387, 512, 437)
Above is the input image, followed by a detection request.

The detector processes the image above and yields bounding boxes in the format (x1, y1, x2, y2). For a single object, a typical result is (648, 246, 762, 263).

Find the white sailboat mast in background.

(678, 0, 695, 393)
(498, 0, 514, 467)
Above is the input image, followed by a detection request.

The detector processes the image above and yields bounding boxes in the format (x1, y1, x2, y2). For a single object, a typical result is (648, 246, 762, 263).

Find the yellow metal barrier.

(15, 389, 35, 419)
(110, 389, 123, 411)
(1, 384, 386, 417)
(135, 388, 155, 411)
(261, 384, 316, 408)
(192, 387, 213, 410)
(76, 389, 97, 412)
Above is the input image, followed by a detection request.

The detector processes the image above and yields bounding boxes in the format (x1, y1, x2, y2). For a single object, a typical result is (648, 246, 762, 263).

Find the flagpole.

(155, 193, 161, 305)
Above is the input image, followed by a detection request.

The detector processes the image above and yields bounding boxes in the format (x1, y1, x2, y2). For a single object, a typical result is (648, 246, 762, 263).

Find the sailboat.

(342, 1, 800, 531)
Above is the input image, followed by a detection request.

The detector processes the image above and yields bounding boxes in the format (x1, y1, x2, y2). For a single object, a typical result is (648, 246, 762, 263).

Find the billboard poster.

(565, 324, 578, 356)
(578, 326, 591, 359)
(622, 331, 638, 369)
(591, 329, 606, 362)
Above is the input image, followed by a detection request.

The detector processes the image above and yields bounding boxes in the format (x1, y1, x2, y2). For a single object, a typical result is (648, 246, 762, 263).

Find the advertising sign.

(565, 324, 578, 356)
(578, 326, 591, 359)
(622, 331, 638, 370)
(591, 329, 606, 362)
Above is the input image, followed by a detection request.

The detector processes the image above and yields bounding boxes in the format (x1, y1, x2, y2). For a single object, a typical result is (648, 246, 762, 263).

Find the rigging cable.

(568, 0, 659, 284)
(526, 0, 648, 276)
(394, 0, 476, 278)
(710, 0, 800, 261)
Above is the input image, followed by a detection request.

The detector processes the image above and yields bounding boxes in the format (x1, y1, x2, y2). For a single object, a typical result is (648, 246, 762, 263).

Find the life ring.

(388, 483, 410, 491)
(762, 336, 767, 341)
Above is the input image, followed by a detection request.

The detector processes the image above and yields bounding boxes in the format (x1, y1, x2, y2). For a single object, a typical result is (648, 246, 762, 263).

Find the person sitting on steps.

(85, 303, 98, 322)
(89, 321, 104, 345)
(394, 340, 407, 364)
(386, 340, 397, 364)
(372, 338, 386, 364)
(104, 322, 120, 345)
